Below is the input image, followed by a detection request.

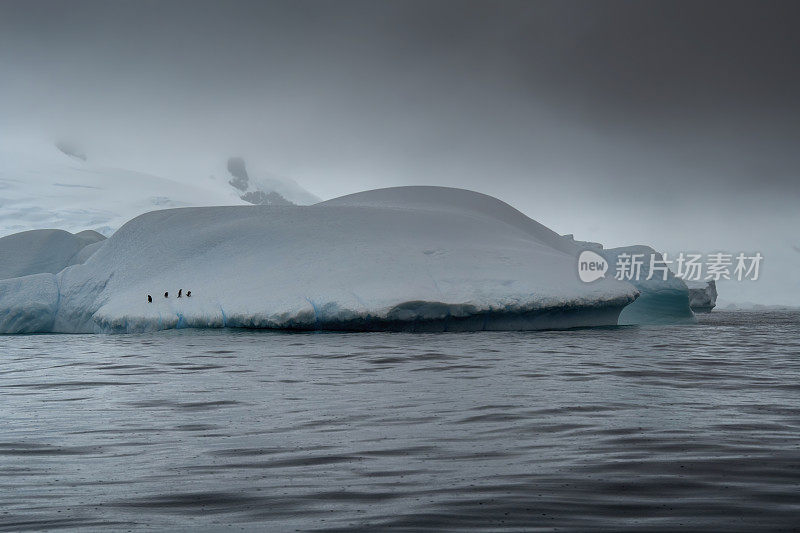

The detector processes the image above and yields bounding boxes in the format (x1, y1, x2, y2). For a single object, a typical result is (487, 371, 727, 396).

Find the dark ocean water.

(1, 311, 799, 531)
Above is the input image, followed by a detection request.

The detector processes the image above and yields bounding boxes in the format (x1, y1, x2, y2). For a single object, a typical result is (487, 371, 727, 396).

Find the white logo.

(578, 250, 608, 283)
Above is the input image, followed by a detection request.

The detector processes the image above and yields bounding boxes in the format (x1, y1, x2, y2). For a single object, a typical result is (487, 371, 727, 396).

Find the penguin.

(178, 289, 182, 298)
(164, 291, 169, 298)
(147, 295, 152, 303)
(186, 290, 191, 297)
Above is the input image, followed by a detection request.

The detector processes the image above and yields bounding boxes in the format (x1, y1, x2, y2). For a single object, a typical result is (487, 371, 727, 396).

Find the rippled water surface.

(2, 311, 799, 531)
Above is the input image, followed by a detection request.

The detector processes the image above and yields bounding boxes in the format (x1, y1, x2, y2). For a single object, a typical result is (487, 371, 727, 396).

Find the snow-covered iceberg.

(0, 187, 639, 334)
(0, 229, 105, 280)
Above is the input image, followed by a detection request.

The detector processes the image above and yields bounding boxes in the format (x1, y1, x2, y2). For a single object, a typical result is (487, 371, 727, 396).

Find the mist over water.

(2, 311, 799, 531)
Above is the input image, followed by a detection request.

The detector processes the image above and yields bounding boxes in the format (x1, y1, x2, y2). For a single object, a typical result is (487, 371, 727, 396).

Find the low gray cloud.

(0, 0, 797, 303)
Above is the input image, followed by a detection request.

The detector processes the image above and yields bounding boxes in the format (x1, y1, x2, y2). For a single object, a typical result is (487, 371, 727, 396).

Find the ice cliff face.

(564, 235, 696, 325)
(685, 279, 717, 312)
(601, 246, 696, 325)
(0, 187, 638, 334)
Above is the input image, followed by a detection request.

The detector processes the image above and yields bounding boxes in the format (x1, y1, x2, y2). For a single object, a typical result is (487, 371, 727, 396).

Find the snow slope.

(0, 229, 105, 280)
(322, 186, 577, 255)
(0, 139, 318, 236)
(0, 187, 638, 333)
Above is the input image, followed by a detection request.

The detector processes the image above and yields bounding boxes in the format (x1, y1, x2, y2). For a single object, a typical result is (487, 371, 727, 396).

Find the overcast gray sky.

(1, 0, 798, 304)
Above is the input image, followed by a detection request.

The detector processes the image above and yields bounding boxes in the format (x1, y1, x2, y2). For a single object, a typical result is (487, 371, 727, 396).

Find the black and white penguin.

(178, 289, 182, 298)
(186, 290, 191, 297)
(164, 291, 169, 298)
(147, 295, 152, 303)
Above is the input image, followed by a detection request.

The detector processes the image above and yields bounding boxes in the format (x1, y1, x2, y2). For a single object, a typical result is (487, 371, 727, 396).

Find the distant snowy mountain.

(0, 139, 318, 236)
(222, 156, 320, 206)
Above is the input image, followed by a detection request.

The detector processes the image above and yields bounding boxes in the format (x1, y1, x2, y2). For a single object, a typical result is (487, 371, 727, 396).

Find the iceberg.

(686, 279, 717, 312)
(601, 246, 696, 325)
(0, 187, 639, 334)
(0, 229, 105, 280)
(563, 235, 696, 325)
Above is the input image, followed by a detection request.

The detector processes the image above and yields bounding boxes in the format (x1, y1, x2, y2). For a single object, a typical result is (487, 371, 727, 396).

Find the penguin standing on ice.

(178, 289, 182, 298)
(147, 295, 152, 303)
(186, 290, 191, 297)
(164, 291, 169, 298)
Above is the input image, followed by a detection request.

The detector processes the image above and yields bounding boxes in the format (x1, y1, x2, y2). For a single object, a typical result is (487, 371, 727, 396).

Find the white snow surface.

(0, 186, 638, 333)
(0, 138, 317, 236)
